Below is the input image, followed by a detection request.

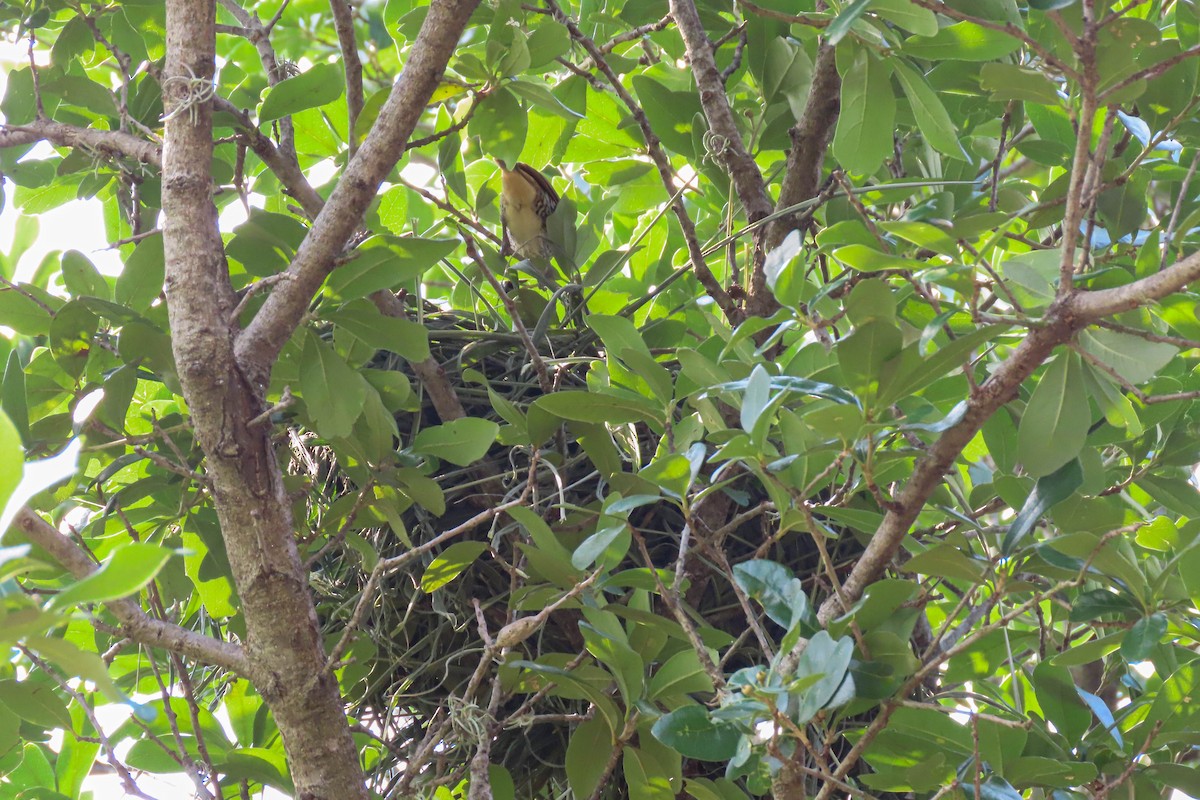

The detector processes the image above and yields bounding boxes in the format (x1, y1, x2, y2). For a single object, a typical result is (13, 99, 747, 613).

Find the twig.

(329, 0, 364, 156)
(460, 232, 552, 393)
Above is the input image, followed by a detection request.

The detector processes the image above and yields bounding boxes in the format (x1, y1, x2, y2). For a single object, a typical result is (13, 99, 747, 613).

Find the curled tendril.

(447, 695, 490, 745)
(275, 60, 301, 80)
(161, 64, 216, 126)
(702, 129, 729, 165)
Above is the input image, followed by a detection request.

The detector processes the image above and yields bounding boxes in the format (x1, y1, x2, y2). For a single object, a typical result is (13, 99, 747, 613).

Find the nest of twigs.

(297, 307, 866, 798)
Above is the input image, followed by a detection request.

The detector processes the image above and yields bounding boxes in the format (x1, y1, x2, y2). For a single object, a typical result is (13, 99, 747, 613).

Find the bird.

(496, 159, 559, 260)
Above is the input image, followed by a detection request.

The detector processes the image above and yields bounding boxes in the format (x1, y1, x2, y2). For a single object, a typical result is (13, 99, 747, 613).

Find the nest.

(296, 308, 868, 799)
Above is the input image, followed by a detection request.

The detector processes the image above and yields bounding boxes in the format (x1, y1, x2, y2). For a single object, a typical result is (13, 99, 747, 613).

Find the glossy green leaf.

(49, 542, 173, 609)
(259, 62, 345, 122)
(651, 705, 743, 762)
(903, 22, 1022, 61)
(1017, 351, 1090, 477)
(327, 298, 431, 361)
(827, 0, 872, 44)
(299, 332, 366, 440)
(648, 649, 715, 699)
(411, 417, 499, 466)
(1002, 458, 1083, 555)
(892, 60, 968, 159)
(833, 50, 895, 175)
(732, 559, 808, 629)
(116, 234, 165, 313)
(566, 715, 612, 799)
(421, 541, 489, 592)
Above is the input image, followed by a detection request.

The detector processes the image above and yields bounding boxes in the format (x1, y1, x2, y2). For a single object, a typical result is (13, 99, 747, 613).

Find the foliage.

(0, 0, 1199, 799)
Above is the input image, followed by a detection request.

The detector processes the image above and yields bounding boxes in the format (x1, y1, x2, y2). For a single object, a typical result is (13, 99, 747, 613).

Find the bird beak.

(495, 158, 508, 171)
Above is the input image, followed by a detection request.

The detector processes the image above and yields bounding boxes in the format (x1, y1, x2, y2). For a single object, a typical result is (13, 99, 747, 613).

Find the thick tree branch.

(669, 0, 776, 314)
(162, 2, 369, 797)
(767, 42, 840, 252)
(11, 508, 247, 674)
(235, 0, 483, 384)
(212, 97, 325, 218)
(218, 0, 296, 157)
(806, 312, 1077, 634)
(1071, 248, 1200, 319)
(789, 245, 1200, 662)
(669, 0, 773, 224)
(0, 119, 161, 167)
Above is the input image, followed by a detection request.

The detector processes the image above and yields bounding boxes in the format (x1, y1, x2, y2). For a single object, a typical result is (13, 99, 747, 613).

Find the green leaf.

(1001, 459, 1083, 555)
(327, 298, 431, 361)
(1030, 662, 1091, 742)
(648, 649, 715, 699)
(24, 636, 123, 703)
(0, 287, 53, 336)
(1096, 172, 1148, 241)
(566, 715, 612, 800)
(1017, 351, 1090, 477)
(421, 541, 489, 592)
(624, 746, 676, 800)
(0, 679, 71, 728)
(980, 63, 1061, 103)
(1120, 612, 1167, 661)
(831, 244, 928, 271)
(845, 278, 897, 326)
(892, 60, 967, 159)
(116, 233, 165, 313)
(580, 622, 644, 705)
(0, 439, 81, 536)
(651, 705, 744, 762)
(1078, 329, 1176, 385)
(571, 518, 628, 570)
(61, 250, 109, 300)
(223, 748, 295, 794)
(535, 390, 663, 426)
(740, 364, 771, 434)
(509, 80, 583, 119)
(259, 62, 345, 123)
(49, 542, 173, 609)
(325, 237, 458, 299)
(833, 50, 895, 175)
(49, 300, 99, 378)
(526, 22, 570, 67)
(0, 409, 22, 516)
(837, 320, 904, 399)
(632, 76, 703, 158)
(871, 0, 937, 36)
(469, 86, 527, 167)
(732, 559, 808, 629)
(902, 22, 1022, 61)
(827, 0, 872, 44)
(791, 631, 855, 724)
(299, 332, 366, 440)
(411, 417, 499, 466)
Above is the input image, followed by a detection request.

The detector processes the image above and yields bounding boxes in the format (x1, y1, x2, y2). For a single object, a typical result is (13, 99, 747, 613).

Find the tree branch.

(0, 118, 161, 167)
(792, 309, 1079, 654)
(11, 508, 247, 674)
(543, 0, 741, 322)
(669, 0, 775, 313)
(235, 0, 483, 384)
(668, 0, 773, 224)
(329, 0, 364, 157)
(1070, 248, 1200, 319)
(161, 2, 371, 797)
(767, 42, 840, 253)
